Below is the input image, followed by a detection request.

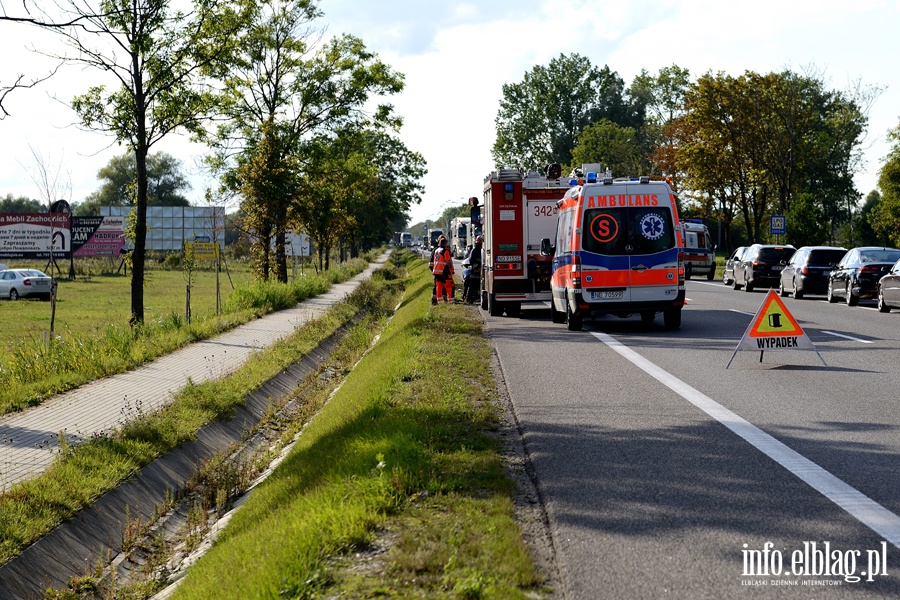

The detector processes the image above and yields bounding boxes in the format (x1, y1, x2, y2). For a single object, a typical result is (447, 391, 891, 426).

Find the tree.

(208, 0, 403, 282)
(492, 54, 638, 171)
(677, 72, 760, 247)
(1, 0, 252, 324)
(76, 152, 191, 215)
(857, 190, 882, 246)
(872, 124, 900, 247)
(235, 120, 297, 279)
(785, 192, 828, 247)
(570, 119, 642, 177)
(0, 194, 43, 212)
(630, 64, 691, 178)
(676, 69, 871, 246)
(22, 146, 72, 210)
(292, 133, 372, 271)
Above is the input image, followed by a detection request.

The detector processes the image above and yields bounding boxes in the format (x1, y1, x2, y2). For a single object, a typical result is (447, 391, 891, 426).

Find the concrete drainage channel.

(0, 313, 366, 600)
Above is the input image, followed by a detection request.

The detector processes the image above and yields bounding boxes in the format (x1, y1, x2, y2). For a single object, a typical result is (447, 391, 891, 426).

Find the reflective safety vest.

(432, 247, 453, 276)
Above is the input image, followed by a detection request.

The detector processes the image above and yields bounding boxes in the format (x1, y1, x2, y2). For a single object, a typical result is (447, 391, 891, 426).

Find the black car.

(722, 246, 748, 286)
(733, 244, 796, 292)
(827, 246, 900, 306)
(877, 258, 900, 312)
(778, 246, 846, 299)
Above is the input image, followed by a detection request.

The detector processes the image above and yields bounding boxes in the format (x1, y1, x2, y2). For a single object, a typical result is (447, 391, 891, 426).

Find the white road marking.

(728, 309, 756, 316)
(590, 330, 900, 548)
(822, 331, 874, 344)
(691, 280, 727, 287)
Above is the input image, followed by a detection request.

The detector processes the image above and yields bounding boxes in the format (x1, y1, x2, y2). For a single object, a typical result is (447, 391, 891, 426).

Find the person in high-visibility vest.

(432, 237, 455, 302)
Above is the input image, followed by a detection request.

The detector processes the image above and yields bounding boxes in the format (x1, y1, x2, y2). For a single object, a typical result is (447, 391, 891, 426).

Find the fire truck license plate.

(589, 290, 624, 300)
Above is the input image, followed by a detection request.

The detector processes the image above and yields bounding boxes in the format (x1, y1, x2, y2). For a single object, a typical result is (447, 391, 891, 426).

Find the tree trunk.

(131, 70, 149, 325)
(275, 230, 288, 283)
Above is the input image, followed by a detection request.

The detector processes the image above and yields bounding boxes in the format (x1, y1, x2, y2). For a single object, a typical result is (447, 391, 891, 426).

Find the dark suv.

(733, 244, 796, 292)
(778, 246, 847, 299)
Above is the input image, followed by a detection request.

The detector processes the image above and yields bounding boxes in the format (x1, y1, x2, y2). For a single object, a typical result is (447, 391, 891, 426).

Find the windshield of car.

(582, 207, 676, 255)
(757, 247, 795, 262)
(20, 270, 48, 277)
(807, 249, 847, 266)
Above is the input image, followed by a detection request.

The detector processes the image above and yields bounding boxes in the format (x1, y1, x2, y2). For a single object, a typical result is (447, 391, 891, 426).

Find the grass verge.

(0, 254, 393, 567)
(168, 254, 544, 599)
(0, 255, 374, 417)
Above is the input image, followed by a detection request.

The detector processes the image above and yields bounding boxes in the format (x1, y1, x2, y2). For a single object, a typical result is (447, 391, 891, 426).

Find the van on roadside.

(541, 174, 685, 331)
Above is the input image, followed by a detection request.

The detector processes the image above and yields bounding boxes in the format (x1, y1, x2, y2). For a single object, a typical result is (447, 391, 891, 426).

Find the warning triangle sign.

(726, 289, 825, 368)
(748, 291, 804, 337)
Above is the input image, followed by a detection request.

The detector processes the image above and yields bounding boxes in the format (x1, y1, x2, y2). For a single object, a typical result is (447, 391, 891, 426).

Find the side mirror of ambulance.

(540, 237, 554, 257)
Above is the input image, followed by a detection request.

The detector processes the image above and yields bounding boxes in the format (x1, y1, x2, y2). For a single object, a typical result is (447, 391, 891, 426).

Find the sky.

(0, 0, 897, 227)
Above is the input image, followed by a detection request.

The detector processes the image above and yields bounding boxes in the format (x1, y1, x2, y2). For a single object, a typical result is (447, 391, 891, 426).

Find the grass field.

(0, 259, 256, 351)
(0, 255, 361, 416)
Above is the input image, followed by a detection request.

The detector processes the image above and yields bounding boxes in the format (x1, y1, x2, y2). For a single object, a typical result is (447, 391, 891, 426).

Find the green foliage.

(0, 194, 43, 213)
(786, 192, 828, 247)
(570, 118, 643, 177)
(857, 190, 884, 246)
(210, 2, 408, 281)
(53, 0, 255, 323)
(873, 124, 900, 247)
(493, 53, 640, 170)
(676, 69, 872, 247)
(75, 152, 192, 215)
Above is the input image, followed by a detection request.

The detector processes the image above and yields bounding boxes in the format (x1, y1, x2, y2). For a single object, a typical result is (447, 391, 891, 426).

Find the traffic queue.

(725, 243, 900, 313)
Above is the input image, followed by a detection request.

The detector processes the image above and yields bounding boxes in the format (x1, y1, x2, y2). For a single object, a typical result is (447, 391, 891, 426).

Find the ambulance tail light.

(677, 252, 685, 284)
(571, 255, 582, 288)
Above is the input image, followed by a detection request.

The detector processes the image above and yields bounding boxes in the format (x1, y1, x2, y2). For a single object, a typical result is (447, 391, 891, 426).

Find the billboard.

(72, 216, 126, 257)
(0, 213, 71, 260)
(101, 206, 224, 251)
(0, 214, 127, 260)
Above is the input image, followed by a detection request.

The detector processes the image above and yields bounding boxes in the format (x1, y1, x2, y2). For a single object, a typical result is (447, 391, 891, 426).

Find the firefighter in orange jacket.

(432, 237, 455, 302)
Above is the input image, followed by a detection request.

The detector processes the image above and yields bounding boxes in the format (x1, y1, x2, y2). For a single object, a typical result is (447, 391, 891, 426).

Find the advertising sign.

(0, 213, 70, 260)
(72, 216, 126, 257)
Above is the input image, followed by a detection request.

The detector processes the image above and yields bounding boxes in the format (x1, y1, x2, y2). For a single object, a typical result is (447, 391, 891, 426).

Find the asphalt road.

(484, 279, 900, 599)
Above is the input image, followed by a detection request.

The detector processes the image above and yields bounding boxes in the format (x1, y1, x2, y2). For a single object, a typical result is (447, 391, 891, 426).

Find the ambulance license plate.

(589, 290, 623, 300)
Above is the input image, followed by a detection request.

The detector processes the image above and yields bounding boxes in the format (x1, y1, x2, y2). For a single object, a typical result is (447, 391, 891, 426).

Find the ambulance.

(541, 172, 686, 331)
(681, 219, 716, 280)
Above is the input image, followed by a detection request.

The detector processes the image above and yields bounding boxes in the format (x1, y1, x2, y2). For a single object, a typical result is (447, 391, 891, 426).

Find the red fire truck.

(479, 164, 570, 317)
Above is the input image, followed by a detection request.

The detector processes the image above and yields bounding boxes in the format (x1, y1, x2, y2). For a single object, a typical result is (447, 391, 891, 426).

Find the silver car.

(0, 268, 54, 300)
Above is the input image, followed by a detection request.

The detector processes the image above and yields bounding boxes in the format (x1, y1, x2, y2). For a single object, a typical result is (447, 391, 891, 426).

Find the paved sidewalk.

(0, 254, 389, 492)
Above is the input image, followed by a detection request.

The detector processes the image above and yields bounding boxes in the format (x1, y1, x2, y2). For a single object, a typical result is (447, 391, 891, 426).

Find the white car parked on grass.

(0, 268, 54, 300)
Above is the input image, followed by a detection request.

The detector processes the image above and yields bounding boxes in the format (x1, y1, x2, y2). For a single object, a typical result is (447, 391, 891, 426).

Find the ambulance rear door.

(579, 182, 680, 305)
